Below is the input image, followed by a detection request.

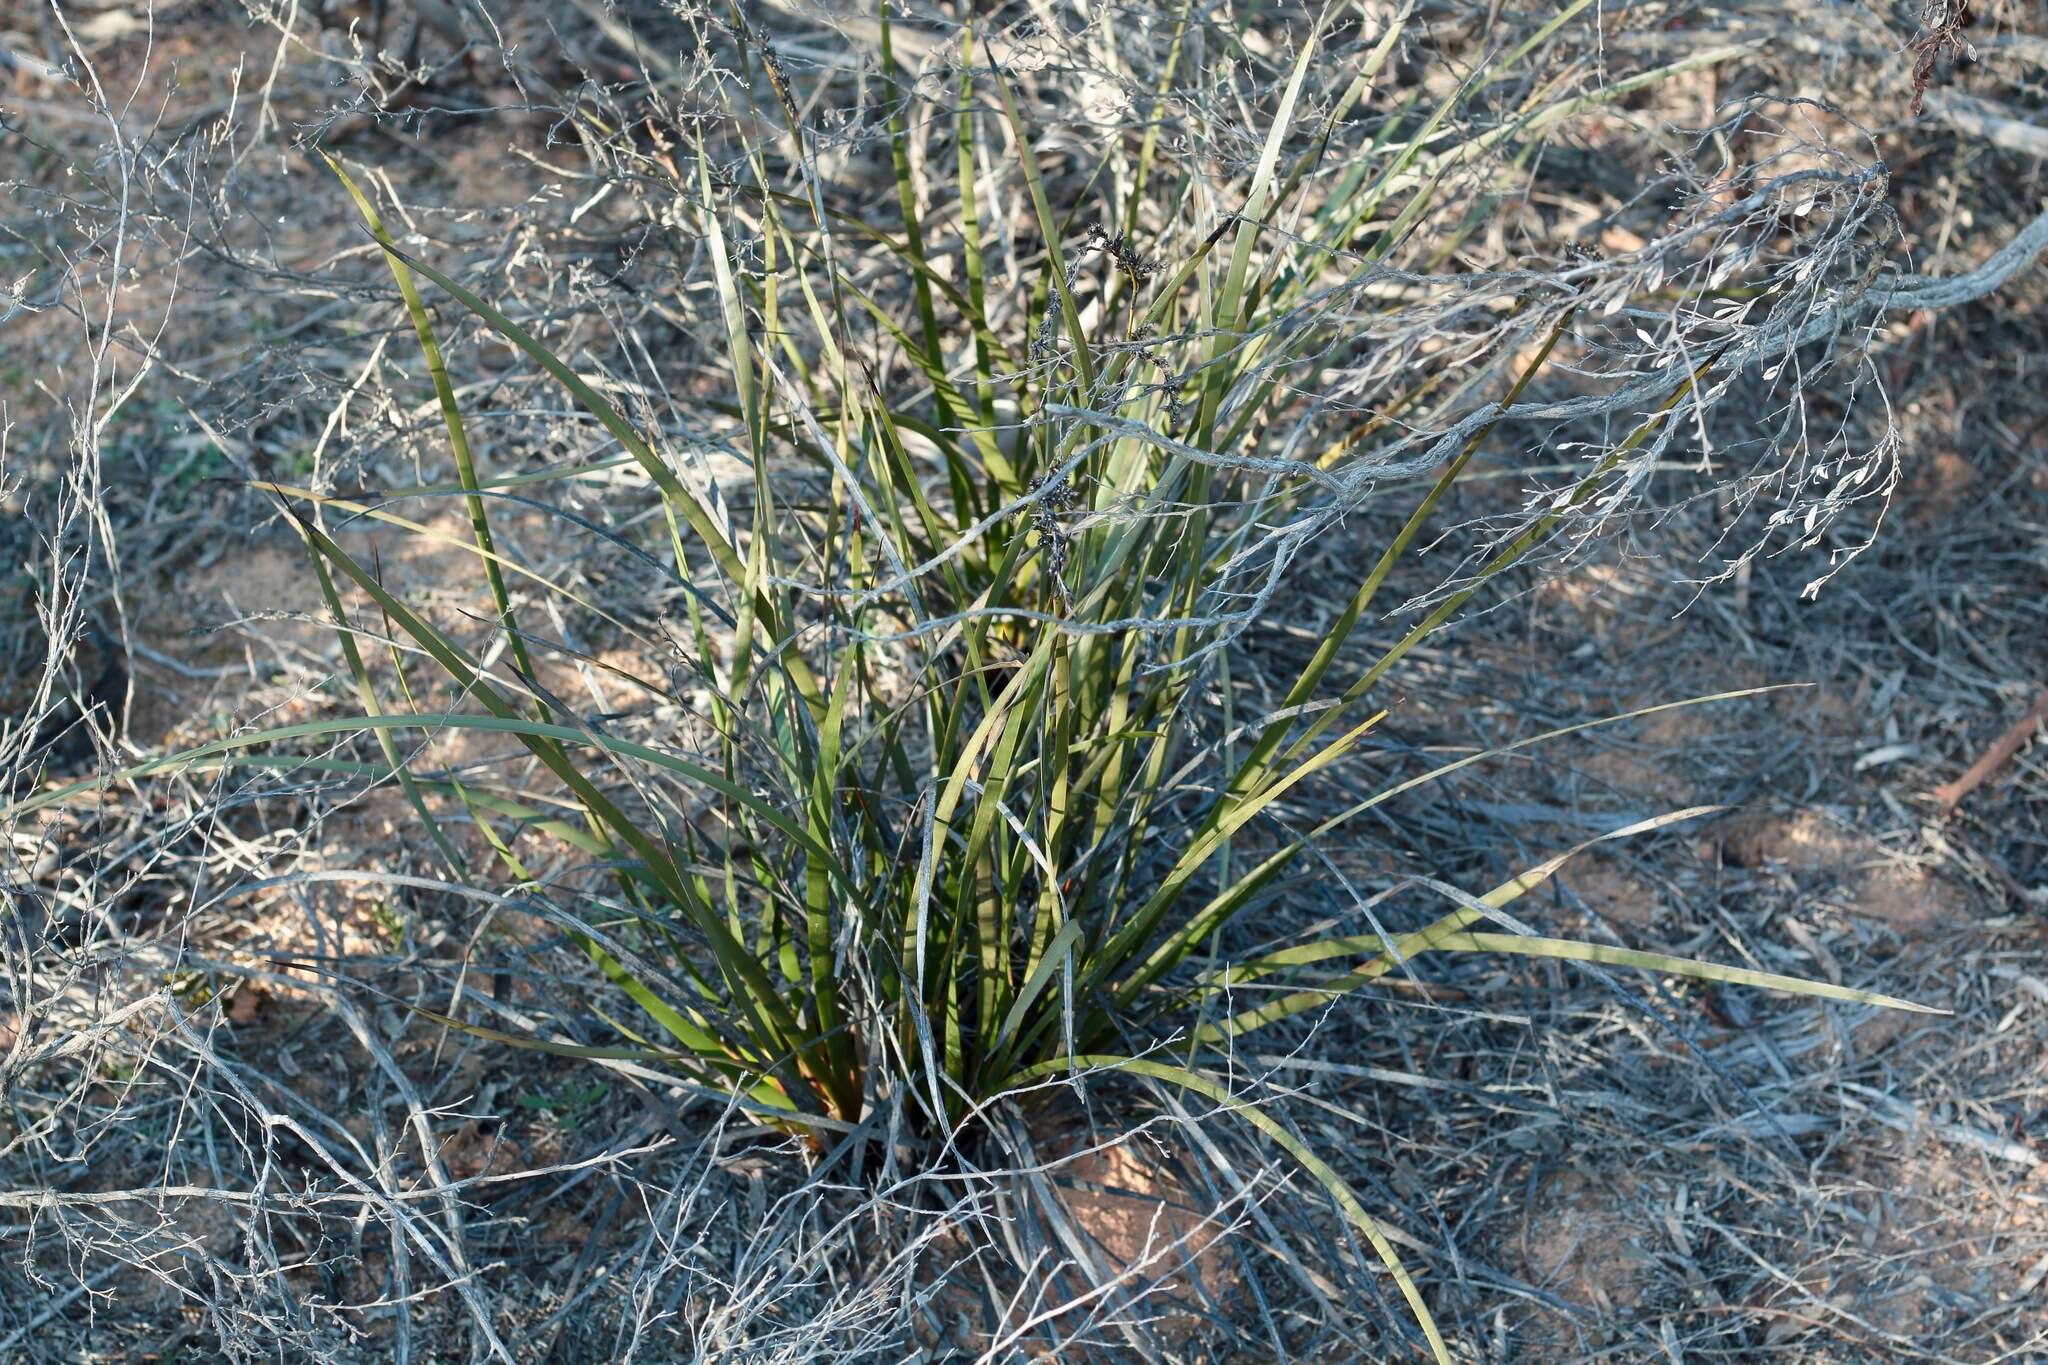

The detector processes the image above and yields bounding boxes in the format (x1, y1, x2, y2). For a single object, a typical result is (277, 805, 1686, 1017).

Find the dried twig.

(1932, 688, 2048, 815)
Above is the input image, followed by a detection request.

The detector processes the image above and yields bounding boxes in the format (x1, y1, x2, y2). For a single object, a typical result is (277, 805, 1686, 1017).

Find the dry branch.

(1932, 688, 2048, 815)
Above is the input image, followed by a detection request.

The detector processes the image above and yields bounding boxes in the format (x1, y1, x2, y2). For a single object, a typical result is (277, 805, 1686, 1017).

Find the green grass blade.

(291, 517, 826, 1097)
(1001, 1055, 1449, 1364)
(405, 1005, 805, 1117)
(361, 237, 822, 709)
(984, 53, 1096, 394)
(1110, 693, 1792, 1023)
(987, 919, 1084, 1072)
(1223, 306, 1575, 808)
(1434, 934, 1944, 1013)
(294, 520, 469, 877)
(321, 152, 547, 720)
